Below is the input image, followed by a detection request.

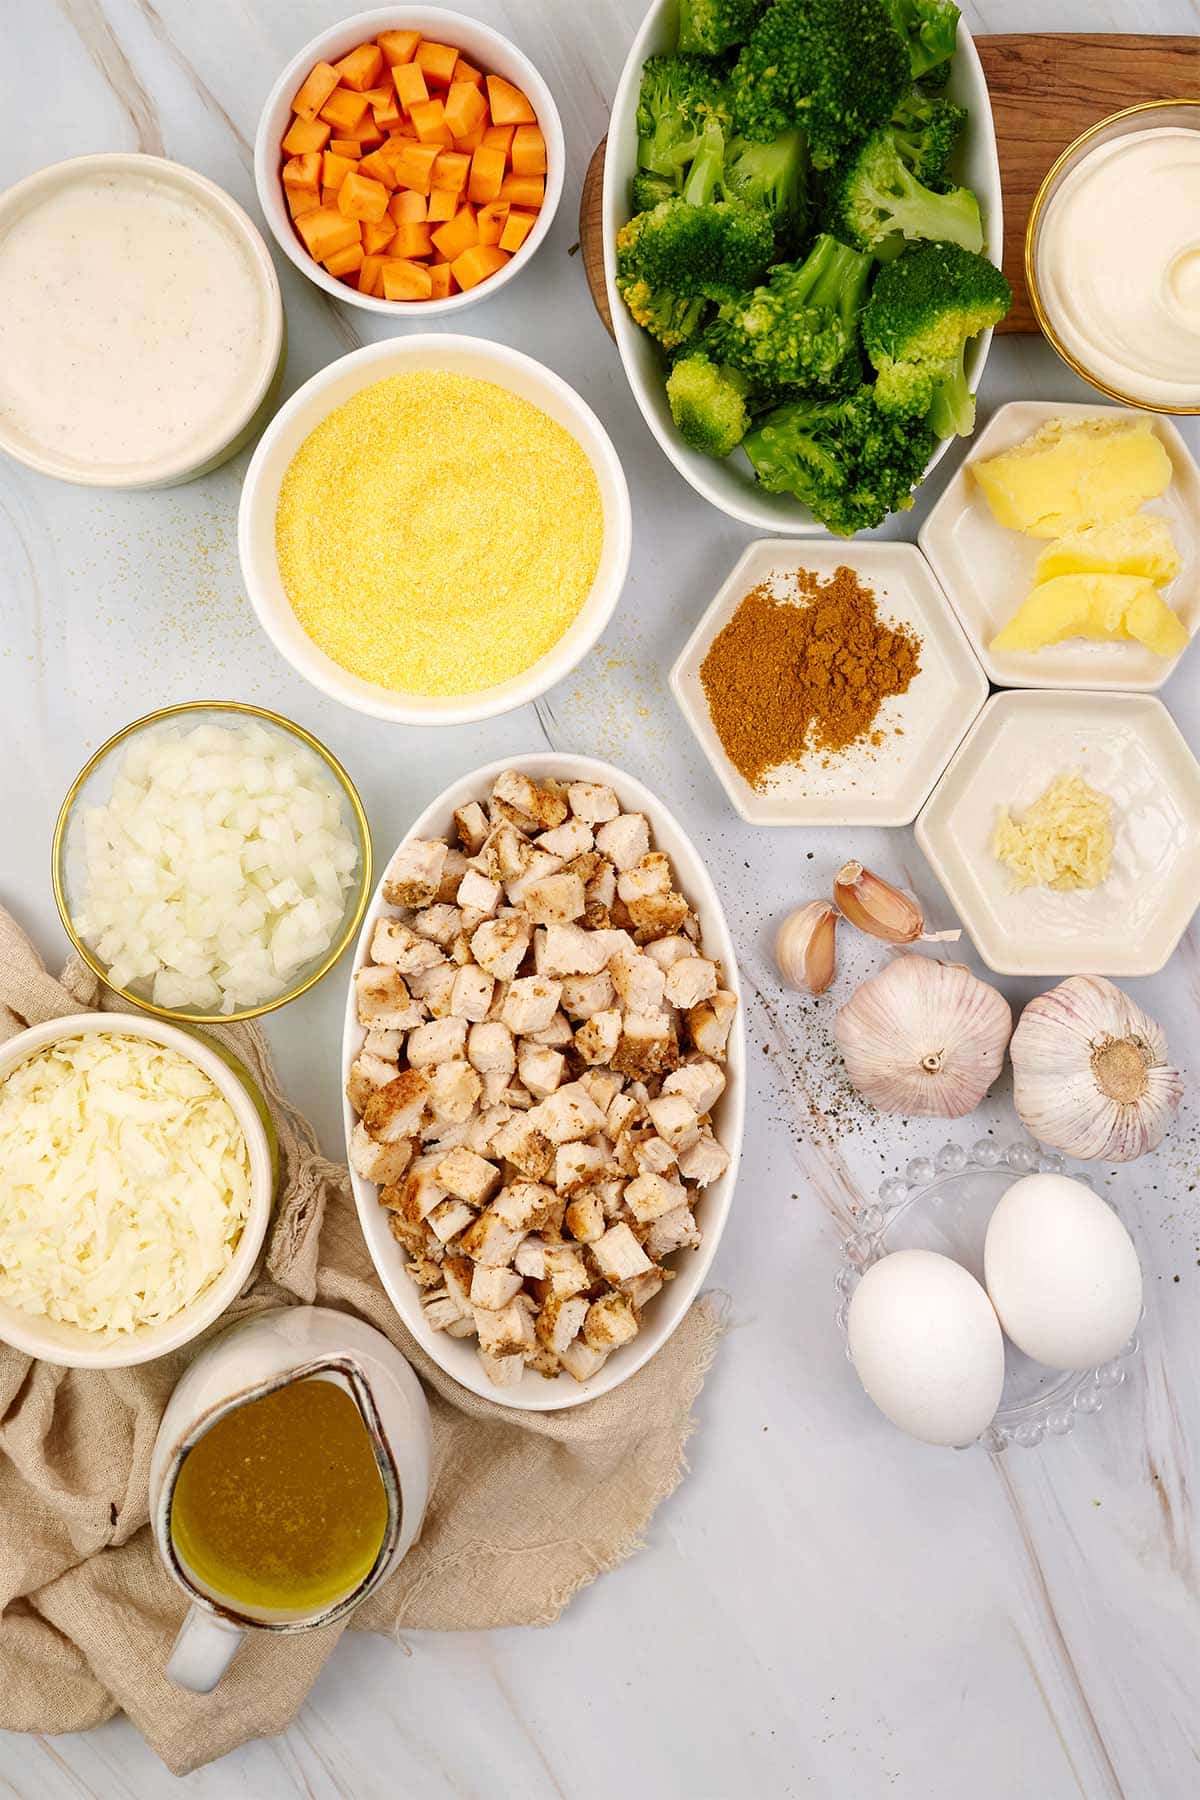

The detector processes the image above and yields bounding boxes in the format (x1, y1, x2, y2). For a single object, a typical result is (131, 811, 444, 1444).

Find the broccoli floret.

(636, 53, 730, 180)
(616, 213, 708, 349)
(632, 169, 679, 212)
(723, 129, 811, 250)
(861, 240, 1012, 436)
(744, 386, 938, 534)
(729, 0, 909, 165)
(706, 233, 874, 396)
(617, 196, 775, 305)
(667, 352, 754, 456)
(890, 88, 967, 189)
(678, 0, 764, 55)
(826, 125, 982, 256)
(883, 0, 960, 79)
(681, 116, 729, 206)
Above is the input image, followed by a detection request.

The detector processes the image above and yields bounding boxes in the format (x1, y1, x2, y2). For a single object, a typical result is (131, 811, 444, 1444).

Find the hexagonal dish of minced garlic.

(347, 769, 737, 1389)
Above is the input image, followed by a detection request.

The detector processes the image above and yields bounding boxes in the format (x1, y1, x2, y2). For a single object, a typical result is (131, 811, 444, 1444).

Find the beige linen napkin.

(0, 904, 723, 1775)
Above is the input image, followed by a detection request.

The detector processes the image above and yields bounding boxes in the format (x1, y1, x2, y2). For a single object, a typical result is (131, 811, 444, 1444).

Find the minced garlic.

(275, 372, 604, 697)
(992, 771, 1114, 892)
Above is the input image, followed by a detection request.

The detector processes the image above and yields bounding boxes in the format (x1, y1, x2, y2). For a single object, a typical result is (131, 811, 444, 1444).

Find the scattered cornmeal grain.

(275, 371, 603, 696)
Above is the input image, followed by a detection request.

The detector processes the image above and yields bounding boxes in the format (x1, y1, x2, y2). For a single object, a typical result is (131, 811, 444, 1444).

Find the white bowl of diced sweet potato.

(255, 7, 564, 313)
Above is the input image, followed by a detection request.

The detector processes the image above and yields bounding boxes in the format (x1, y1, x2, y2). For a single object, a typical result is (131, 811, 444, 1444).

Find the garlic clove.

(775, 901, 838, 995)
(832, 956, 1012, 1118)
(833, 862, 925, 945)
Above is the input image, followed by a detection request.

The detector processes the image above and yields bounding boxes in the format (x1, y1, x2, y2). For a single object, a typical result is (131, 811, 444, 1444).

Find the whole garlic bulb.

(833, 956, 1012, 1118)
(1011, 976, 1182, 1162)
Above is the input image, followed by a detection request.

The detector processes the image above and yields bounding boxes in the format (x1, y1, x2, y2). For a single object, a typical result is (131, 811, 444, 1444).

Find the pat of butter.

(972, 415, 1171, 537)
(991, 573, 1189, 659)
(1034, 514, 1181, 586)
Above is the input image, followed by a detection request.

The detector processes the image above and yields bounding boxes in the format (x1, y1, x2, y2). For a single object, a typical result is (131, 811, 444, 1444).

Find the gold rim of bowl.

(52, 699, 373, 1025)
(1024, 97, 1200, 416)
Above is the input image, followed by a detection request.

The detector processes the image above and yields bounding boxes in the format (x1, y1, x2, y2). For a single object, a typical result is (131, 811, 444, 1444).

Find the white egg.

(847, 1249, 1005, 1447)
(983, 1172, 1142, 1371)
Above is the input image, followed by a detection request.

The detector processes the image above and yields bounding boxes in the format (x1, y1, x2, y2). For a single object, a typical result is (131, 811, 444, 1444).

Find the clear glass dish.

(834, 1138, 1141, 1451)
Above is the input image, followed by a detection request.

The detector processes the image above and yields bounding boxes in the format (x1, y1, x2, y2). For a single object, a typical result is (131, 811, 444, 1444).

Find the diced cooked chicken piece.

(595, 813, 650, 871)
(625, 1170, 688, 1224)
(467, 1019, 516, 1077)
(525, 1010, 573, 1049)
(406, 1251, 447, 1289)
(442, 1255, 474, 1314)
(412, 903, 462, 947)
(386, 1211, 437, 1259)
(609, 951, 666, 1016)
(407, 1016, 468, 1068)
(423, 1292, 466, 1332)
(525, 1345, 561, 1380)
(677, 1132, 731, 1187)
(362, 1027, 404, 1061)
(427, 1198, 476, 1244)
(354, 965, 425, 1033)
(646, 1093, 702, 1152)
(371, 917, 445, 976)
(574, 1009, 621, 1066)
(500, 975, 563, 1036)
(427, 1059, 482, 1123)
(643, 1204, 701, 1259)
(617, 852, 671, 903)
(437, 847, 470, 905)
(591, 1222, 653, 1283)
(642, 934, 694, 971)
(579, 1067, 624, 1113)
(492, 1111, 554, 1180)
(537, 818, 594, 860)
(350, 1120, 414, 1186)
(423, 1119, 470, 1156)
(567, 780, 620, 825)
(523, 871, 586, 926)
(474, 821, 531, 885)
(459, 1208, 528, 1267)
(593, 1178, 628, 1220)
(504, 848, 565, 909)
(449, 931, 477, 965)
(470, 1265, 525, 1310)
(382, 838, 448, 908)
(407, 960, 457, 1018)
(492, 1180, 559, 1232)
(363, 1068, 430, 1142)
(622, 1267, 665, 1310)
(514, 1236, 548, 1280)
(493, 769, 568, 830)
(584, 1291, 639, 1351)
(633, 1134, 677, 1177)
(560, 971, 615, 1020)
(664, 957, 718, 1010)
(435, 1145, 501, 1207)
(456, 867, 502, 918)
(518, 1043, 565, 1098)
(564, 1189, 606, 1242)
(688, 990, 737, 1059)
(560, 1338, 609, 1383)
(383, 1152, 448, 1224)
(478, 1346, 526, 1387)
(453, 801, 490, 854)
(536, 1292, 589, 1355)
(449, 962, 495, 1023)
(605, 1090, 643, 1141)
(662, 1059, 726, 1117)
(555, 1141, 608, 1195)
(630, 892, 690, 939)
(466, 1103, 513, 1159)
(612, 1012, 679, 1078)
(528, 1082, 607, 1145)
(471, 915, 530, 981)
(536, 923, 609, 977)
(585, 860, 617, 916)
(346, 1052, 400, 1115)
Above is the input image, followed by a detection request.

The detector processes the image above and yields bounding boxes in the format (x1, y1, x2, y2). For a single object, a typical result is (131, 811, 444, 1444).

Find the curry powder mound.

(699, 566, 922, 791)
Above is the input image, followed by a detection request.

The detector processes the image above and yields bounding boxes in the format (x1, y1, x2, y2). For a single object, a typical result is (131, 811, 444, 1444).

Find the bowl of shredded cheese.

(0, 1013, 273, 1368)
(238, 335, 632, 724)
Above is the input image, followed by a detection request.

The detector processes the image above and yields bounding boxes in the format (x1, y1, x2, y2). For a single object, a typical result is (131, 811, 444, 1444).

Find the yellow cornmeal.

(275, 372, 604, 697)
(992, 770, 1114, 893)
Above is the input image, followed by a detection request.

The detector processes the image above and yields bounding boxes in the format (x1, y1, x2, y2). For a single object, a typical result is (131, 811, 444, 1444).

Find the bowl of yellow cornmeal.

(238, 337, 632, 724)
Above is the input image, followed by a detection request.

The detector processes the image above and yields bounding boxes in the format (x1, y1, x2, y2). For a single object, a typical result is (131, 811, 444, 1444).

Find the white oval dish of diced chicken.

(341, 756, 744, 1411)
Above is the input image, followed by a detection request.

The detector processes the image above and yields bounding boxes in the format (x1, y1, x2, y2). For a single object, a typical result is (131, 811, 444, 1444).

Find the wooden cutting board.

(578, 33, 1198, 337)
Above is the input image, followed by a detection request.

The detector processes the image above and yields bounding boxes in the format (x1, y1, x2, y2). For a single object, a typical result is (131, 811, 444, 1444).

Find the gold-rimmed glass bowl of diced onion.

(53, 701, 372, 1024)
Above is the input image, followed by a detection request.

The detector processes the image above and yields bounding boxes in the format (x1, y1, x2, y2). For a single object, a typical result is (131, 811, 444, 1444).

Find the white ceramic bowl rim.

(0, 1012, 273, 1369)
(254, 6, 565, 316)
(342, 751, 746, 1410)
(0, 152, 284, 487)
(237, 334, 633, 726)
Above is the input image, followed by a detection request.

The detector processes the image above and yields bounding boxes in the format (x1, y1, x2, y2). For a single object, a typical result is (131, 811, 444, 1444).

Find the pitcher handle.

(167, 1604, 246, 1692)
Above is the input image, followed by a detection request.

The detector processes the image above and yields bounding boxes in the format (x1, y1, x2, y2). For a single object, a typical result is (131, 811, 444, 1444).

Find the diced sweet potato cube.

(486, 76, 537, 125)
(390, 142, 442, 194)
(392, 62, 429, 110)
(282, 152, 321, 193)
(295, 207, 361, 261)
(338, 169, 390, 223)
(432, 150, 470, 194)
(320, 86, 370, 132)
(468, 145, 506, 205)
(320, 186, 336, 208)
(428, 261, 455, 299)
(444, 81, 488, 141)
(283, 115, 331, 155)
(357, 148, 398, 186)
(382, 256, 434, 301)
(358, 252, 386, 297)
(454, 59, 485, 88)
(377, 28, 420, 66)
(389, 188, 428, 224)
(334, 43, 384, 92)
(387, 120, 417, 143)
(480, 122, 516, 158)
(361, 84, 392, 109)
(499, 172, 545, 208)
(477, 201, 510, 247)
(451, 243, 510, 290)
(362, 217, 397, 254)
(285, 186, 320, 221)
(511, 124, 547, 177)
(453, 121, 486, 153)
(338, 113, 385, 146)
(498, 207, 537, 253)
(427, 185, 457, 223)
(322, 150, 357, 191)
(293, 61, 340, 122)
(409, 98, 452, 146)
(431, 204, 479, 261)
(372, 93, 403, 131)
(329, 138, 362, 157)
(415, 40, 459, 86)
(324, 241, 364, 278)
(391, 221, 433, 258)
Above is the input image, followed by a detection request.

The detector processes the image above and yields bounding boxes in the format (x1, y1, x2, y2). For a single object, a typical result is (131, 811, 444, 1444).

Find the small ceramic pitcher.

(149, 1305, 432, 1693)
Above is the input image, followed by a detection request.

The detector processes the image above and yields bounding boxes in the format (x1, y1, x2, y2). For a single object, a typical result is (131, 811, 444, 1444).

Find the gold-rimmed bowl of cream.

(1026, 100, 1200, 415)
(53, 702, 371, 1024)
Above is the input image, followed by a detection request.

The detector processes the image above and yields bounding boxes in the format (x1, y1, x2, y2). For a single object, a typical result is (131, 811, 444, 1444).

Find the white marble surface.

(2, 0, 1200, 1793)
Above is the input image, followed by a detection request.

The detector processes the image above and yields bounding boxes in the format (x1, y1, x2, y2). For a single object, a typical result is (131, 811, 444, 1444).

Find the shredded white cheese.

(0, 1033, 251, 1336)
(992, 770, 1114, 893)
